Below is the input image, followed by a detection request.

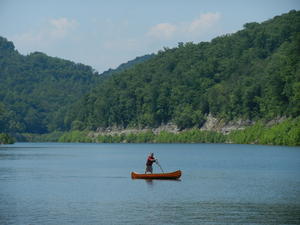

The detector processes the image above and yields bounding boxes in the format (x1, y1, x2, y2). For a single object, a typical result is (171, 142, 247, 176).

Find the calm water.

(0, 143, 299, 225)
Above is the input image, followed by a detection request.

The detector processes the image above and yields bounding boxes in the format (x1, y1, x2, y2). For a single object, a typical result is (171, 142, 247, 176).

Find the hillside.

(100, 54, 155, 78)
(65, 10, 300, 131)
(0, 37, 101, 133)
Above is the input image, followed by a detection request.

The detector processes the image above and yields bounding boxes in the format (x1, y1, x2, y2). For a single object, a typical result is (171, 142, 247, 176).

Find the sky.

(0, 0, 299, 73)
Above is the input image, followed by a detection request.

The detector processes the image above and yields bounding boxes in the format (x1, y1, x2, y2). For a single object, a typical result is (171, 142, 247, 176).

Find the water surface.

(0, 143, 299, 224)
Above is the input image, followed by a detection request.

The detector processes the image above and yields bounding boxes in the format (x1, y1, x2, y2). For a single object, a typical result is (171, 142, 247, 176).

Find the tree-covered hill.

(101, 54, 155, 78)
(0, 37, 101, 133)
(65, 10, 300, 131)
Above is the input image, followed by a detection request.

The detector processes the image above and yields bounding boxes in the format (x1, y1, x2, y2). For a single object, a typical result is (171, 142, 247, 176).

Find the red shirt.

(146, 156, 155, 166)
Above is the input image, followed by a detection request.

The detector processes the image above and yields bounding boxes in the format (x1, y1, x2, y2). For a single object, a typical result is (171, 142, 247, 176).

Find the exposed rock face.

(152, 123, 179, 134)
(93, 123, 179, 137)
(95, 126, 144, 136)
(200, 114, 220, 131)
(92, 114, 257, 136)
(201, 114, 253, 134)
(266, 116, 286, 127)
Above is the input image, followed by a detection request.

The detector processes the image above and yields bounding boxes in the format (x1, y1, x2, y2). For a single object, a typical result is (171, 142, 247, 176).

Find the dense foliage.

(56, 116, 300, 146)
(0, 37, 101, 133)
(0, 11, 299, 147)
(0, 133, 14, 144)
(228, 117, 300, 146)
(100, 54, 155, 77)
(66, 10, 300, 131)
(58, 129, 226, 144)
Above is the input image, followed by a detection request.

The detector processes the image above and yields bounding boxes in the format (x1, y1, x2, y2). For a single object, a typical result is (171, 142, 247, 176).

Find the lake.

(0, 143, 299, 224)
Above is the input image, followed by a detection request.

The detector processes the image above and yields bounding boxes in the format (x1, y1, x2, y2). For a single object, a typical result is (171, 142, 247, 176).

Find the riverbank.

(0, 133, 15, 144)
(17, 117, 300, 146)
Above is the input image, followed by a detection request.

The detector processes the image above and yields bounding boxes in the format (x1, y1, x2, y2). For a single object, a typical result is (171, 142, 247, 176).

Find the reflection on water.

(144, 179, 182, 190)
(145, 179, 154, 188)
(0, 143, 299, 225)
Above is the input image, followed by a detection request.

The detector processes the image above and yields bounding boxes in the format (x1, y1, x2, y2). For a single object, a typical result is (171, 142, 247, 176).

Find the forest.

(0, 37, 102, 135)
(0, 10, 299, 145)
(65, 11, 300, 130)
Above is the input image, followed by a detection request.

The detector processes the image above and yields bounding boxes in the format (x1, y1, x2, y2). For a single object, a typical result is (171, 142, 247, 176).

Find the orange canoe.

(131, 170, 181, 179)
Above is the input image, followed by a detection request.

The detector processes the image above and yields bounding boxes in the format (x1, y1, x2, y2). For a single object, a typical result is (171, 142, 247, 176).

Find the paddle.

(155, 159, 164, 173)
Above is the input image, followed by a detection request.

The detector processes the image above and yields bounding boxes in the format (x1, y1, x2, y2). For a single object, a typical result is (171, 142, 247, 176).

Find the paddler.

(145, 153, 156, 174)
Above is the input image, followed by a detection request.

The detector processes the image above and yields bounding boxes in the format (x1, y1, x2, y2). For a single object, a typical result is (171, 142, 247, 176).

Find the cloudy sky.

(0, 0, 299, 72)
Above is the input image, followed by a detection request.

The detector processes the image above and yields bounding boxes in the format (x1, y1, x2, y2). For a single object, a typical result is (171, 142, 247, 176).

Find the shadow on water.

(144, 178, 182, 188)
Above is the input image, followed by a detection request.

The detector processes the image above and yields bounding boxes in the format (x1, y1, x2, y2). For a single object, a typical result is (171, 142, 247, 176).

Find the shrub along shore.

(19, 117, 300, 146)
(0, 133, 15, 144)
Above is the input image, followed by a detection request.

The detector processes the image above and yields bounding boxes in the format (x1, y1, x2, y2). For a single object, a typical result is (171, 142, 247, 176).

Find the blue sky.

(0, 0, 299, 72)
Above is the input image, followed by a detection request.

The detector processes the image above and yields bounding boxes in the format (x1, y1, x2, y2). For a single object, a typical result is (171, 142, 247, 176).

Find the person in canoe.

(145, 153, 156, 174)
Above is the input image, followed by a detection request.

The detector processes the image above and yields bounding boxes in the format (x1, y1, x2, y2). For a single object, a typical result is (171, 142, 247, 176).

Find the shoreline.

(16, 117, 300, 146)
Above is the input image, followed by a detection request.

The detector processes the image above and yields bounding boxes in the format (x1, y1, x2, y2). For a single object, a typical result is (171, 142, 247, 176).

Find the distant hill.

(0, 37, 101, 133)
(100, 54, 155, 78)
(1, 10, 299, 137)
(65, 10, 300, 130)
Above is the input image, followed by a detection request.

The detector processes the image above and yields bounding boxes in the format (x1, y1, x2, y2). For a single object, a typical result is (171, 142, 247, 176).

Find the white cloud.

(13, 17, 78, 50)
(49, 18, 78, 39)
(10, 13, 221, 72)
(147, 23, 177, 40)
(188, 12, 220, 34)
(147, 12, 221, 40)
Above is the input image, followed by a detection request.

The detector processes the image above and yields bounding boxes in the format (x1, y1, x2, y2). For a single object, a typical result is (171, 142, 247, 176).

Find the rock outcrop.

(91, 114, 256, 137)
(201, 114, 253, 134)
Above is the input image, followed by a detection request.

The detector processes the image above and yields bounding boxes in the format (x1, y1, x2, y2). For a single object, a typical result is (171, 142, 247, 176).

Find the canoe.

(131, 170, 181, 180)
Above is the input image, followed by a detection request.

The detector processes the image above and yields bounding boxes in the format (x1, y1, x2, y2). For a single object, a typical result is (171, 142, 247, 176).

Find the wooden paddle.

(155, 159, 164, 173)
